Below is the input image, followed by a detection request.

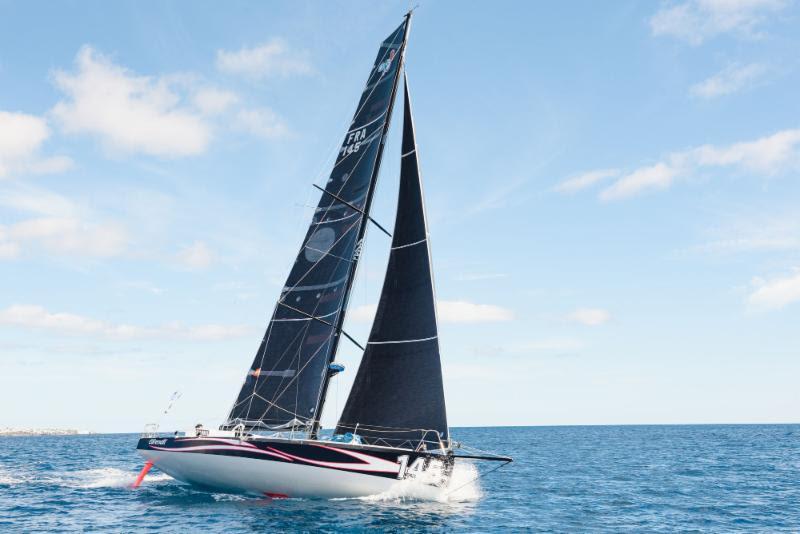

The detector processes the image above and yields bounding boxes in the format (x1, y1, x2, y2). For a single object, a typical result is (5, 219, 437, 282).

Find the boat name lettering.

(149, 439, 167, 446)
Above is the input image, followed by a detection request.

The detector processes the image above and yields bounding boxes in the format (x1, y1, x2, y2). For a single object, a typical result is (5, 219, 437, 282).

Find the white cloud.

(6, 217, 127, 257)
(438, 300, 514, 323)
(0, 186, 128, 259)
(175, 323, 250, 341)
(0, 305, 107, 335)
(175, 240, 214, 269)
(692, 129, 800, 174)
(691, 212, 800, 255)
(554, 169, 619, 194)
(23, 155, 73, 175)
(568, 308, 611, 326)
(216, 39, 312, 80)
(0, 111, 48, 176)
(650, 0, 787, 45)
(349, 303, 378, 323)
(51, 46, 211, 157)
(0, 240, 20, 259)
(0, 186, 78, 217)
(596, 128, 800, 200)
(690, 63, 767, 98)
(0, 304, 250, 341)
(192, 88, 238, 115)
(350, 300, 514, 324)
(0, 111, 72, 179)
(600, 163, 677, 200)
(235, 108, 289, 139)
(747, 269, 800, 310)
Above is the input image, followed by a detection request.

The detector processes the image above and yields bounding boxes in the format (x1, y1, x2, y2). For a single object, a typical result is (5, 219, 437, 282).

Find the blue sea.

(1, 425, 798, 532)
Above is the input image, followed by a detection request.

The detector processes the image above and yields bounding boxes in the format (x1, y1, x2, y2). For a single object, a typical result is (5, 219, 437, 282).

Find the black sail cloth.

(224, 21, 409, 431)
(335, 77, 449, 449)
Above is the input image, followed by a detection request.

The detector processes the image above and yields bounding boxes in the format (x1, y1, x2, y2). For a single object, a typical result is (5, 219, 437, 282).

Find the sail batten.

(224, 19, 410, 432)
(335, 75, 449, 448)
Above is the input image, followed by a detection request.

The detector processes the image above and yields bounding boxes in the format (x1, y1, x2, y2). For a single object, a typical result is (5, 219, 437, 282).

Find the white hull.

(138, 448, 397, 499)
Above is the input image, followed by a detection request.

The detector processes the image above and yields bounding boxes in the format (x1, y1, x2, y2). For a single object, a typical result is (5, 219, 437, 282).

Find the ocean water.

(1, 425, 798, 532)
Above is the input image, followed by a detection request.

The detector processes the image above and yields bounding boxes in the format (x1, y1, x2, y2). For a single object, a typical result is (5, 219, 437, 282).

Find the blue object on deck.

(329, 432, 362, 444)
(328, 363, 345, 375)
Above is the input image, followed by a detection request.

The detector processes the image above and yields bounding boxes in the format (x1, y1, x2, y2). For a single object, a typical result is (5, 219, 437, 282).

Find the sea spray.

(359, 460, 482, 503)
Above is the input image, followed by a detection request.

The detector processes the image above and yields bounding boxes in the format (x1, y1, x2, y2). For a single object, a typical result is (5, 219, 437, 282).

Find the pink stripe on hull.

(275, 445, 400, 474)
(150, 444, 293, 461)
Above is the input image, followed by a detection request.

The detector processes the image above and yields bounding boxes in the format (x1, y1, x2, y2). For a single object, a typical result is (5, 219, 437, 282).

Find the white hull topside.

(136, 436, 451, 499)
(139, 448, 396, 499)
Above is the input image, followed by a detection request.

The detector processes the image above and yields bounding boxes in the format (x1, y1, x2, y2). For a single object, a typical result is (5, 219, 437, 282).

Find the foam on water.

(62, 467, 173, 489)
(0, 466, 28, 485)
(358, 460, 482, 503)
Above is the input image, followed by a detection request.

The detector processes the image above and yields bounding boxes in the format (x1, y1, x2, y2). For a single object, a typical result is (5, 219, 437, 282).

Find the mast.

(311, 11, 413, 438)
(334, 74, 449, 449)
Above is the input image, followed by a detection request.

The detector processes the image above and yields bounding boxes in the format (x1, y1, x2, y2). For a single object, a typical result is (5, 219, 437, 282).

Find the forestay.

(224, 19, 410, 431)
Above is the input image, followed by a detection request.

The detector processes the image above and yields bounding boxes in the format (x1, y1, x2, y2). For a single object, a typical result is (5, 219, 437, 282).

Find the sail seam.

(367, 335, 438, 345)
(272, 308, 338, 322)
(303, 244, 353, 264)
(361, 72, 393, 95)
(312, 211, 359, 226)
(390, 237, 427, 250)
(343, 109, 387, 134)
(401, 148, 416, 158)
(283, 274, 349, 292)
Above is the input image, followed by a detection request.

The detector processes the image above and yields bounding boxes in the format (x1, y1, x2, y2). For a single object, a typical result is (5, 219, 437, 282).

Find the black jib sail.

(335, 76, 449, 449)
(224, 18, 410, 431)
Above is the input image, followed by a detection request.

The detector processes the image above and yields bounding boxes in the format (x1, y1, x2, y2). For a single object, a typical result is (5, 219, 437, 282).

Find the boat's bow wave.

(347, 461, 482, 503)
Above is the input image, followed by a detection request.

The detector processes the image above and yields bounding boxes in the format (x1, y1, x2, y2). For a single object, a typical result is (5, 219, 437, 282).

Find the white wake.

(63, 467, 173, 489)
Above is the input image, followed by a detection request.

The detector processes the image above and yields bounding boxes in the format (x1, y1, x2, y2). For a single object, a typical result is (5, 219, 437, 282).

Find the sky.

(1, 0, 799, 433)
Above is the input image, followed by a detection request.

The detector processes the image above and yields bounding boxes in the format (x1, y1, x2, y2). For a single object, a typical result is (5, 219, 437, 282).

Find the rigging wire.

(443, 459, 512, 497)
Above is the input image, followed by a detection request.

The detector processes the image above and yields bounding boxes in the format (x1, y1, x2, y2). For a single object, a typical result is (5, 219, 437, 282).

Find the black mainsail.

(224, 18, 410, 431)
(335, 76, 449, 449)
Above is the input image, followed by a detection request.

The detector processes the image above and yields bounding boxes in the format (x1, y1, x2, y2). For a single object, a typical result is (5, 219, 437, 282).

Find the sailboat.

(135, 11, 511, 499)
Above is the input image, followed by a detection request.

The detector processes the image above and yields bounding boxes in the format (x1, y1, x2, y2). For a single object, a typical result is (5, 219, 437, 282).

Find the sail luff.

(311, 12, 413, 437)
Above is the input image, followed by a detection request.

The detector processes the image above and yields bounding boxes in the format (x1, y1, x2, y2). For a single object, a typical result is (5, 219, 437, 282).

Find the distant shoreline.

(0, 428, 93, 436)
